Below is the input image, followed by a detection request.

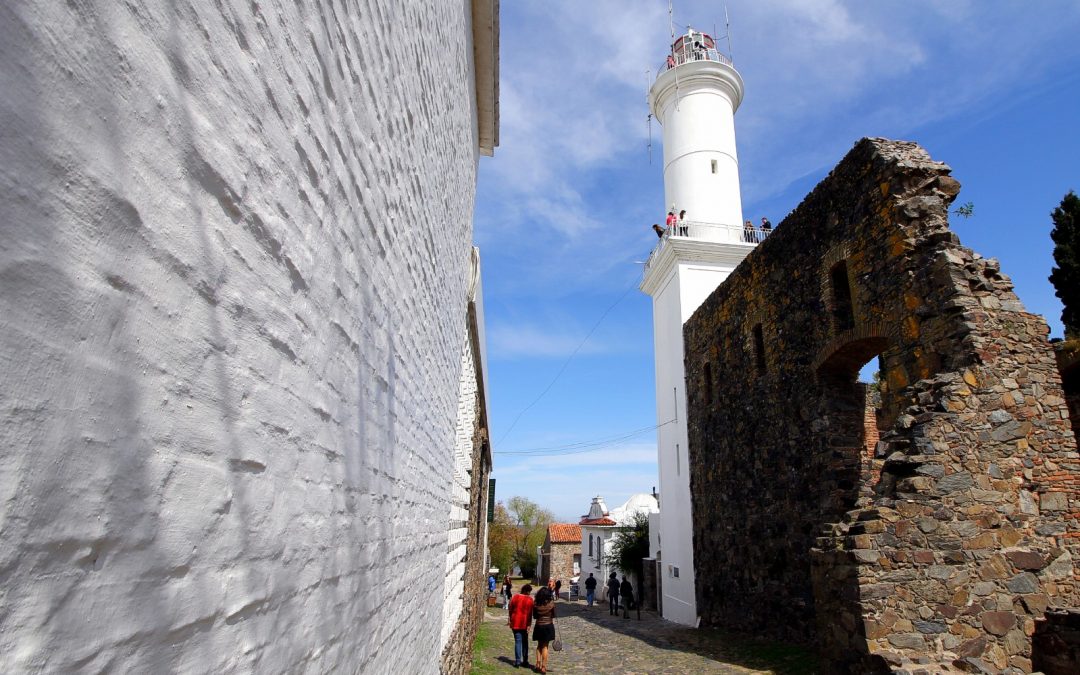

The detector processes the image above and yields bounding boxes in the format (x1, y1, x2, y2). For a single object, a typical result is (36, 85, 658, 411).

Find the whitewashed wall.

(442, 331, 478, 651)
(0, 0, 482, 672)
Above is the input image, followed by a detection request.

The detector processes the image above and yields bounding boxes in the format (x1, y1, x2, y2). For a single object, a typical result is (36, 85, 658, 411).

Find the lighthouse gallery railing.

(658, 49, 733, 78)
(642, 220, 770, 279)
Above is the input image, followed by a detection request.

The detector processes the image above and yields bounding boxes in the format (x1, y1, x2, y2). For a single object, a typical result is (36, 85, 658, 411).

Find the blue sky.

(474, 0, 1080, 523)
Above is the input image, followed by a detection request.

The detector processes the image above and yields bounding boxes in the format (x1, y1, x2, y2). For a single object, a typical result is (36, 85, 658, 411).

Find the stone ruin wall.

(683, 138, 1079, 673)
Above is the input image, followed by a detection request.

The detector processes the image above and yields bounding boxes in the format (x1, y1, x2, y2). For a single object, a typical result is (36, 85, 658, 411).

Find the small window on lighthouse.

(710, 159, 718, 174)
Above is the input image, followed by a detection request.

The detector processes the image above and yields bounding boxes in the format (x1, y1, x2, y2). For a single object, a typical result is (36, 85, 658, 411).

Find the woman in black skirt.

(531, 587, 556, 673)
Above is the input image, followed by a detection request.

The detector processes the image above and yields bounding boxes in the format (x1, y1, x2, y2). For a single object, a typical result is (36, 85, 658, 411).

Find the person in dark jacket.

(620, 576, 634, 618)
(501, 575, 513, 608)
(584, 573, 597, 607)
(607, 572, 620, 615)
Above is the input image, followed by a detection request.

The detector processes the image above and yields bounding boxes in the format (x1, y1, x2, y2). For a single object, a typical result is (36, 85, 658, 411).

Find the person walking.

(501, 575, 513, 609)
(532, 587, 557, 674)
(620, 575, 634, 619)
(554, 579, 562, 602)
(507, 584, 534, 669)
(678, 209, 688, 236)
(584, 573, 597, 607)
(607, 572, 620, 616)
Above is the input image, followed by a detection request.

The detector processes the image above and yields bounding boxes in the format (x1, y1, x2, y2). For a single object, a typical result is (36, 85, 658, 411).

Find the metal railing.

(658, 49, 733, 77)
(642, 220, 771, 278)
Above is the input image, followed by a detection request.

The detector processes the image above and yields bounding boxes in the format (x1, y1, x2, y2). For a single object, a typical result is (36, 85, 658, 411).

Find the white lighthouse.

(640, 28, 761, 627)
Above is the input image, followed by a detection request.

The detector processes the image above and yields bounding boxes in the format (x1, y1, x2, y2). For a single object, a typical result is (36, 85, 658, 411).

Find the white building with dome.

(577, 494, 659, 600)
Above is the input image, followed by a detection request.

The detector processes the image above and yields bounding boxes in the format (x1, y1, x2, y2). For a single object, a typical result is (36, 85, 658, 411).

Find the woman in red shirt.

(507, 584, 534, 668)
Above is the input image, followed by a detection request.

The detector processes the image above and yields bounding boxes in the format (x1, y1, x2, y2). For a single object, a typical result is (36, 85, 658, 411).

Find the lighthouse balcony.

(659, 47, 732, 77)
(643, 220, 769, 279)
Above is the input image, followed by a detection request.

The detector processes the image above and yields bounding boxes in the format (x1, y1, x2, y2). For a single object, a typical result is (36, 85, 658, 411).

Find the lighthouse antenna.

(668, 0, 682, 111)
(725, 5, 733, 60)
(647, 113, 654, 164)
(645, 68, 654, 164)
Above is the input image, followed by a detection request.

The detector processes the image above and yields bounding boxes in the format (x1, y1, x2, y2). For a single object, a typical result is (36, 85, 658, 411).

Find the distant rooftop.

(548, 523, 582, 544)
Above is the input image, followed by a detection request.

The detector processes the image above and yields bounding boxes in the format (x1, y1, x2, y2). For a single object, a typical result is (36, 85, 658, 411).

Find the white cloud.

(496, 444, 658, 473)
(487, 322, 609, 359)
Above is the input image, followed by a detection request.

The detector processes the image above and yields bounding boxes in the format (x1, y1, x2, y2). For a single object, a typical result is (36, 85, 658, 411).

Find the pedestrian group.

(507, 583, 559, 673)
(503, 571, 640, 671)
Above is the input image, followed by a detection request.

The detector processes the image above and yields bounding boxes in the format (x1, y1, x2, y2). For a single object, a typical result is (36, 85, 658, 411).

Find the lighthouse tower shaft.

(640, 29, 755, 628)
(649, 38, 745, 231)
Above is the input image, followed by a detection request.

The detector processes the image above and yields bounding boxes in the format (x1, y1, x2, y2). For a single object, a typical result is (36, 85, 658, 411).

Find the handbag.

(552, 617, 563, 652)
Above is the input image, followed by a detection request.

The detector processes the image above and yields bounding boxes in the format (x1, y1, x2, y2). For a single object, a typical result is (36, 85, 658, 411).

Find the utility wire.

(495, 418, 676, 456)
(494, 276, 641, 446)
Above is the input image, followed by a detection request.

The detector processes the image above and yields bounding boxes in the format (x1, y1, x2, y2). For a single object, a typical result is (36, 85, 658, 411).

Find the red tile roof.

(548, 523, 582, 544)
(578, 517, 617, 526)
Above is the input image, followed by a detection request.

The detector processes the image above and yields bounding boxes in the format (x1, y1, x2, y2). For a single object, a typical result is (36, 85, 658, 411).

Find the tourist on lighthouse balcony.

(678, 209, 688, 236)
(652, 223, 665, 239)
(744, 219, 756, 243)
(761, 216, 773, 236)
(665, 210, 677, 235)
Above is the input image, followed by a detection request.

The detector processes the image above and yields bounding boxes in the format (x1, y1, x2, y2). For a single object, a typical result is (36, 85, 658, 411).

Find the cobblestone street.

(471, 599, 817, 674)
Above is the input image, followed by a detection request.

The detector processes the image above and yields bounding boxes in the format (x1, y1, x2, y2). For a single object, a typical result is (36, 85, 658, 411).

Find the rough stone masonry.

(683, 139, 1078, 673)
(0, 1, 495, 672)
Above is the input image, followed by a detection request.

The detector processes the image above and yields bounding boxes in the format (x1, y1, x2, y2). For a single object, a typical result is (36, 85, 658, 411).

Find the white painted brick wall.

(442, 335, 479, 650)
(0, 1, 482, 672)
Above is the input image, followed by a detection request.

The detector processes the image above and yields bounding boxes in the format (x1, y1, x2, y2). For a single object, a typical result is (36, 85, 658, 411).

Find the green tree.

(609, 511, 650, 582)
(1050, 190, 1080, 339)
(487, 502, 516, 576)
(505, 496, 553, 578)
